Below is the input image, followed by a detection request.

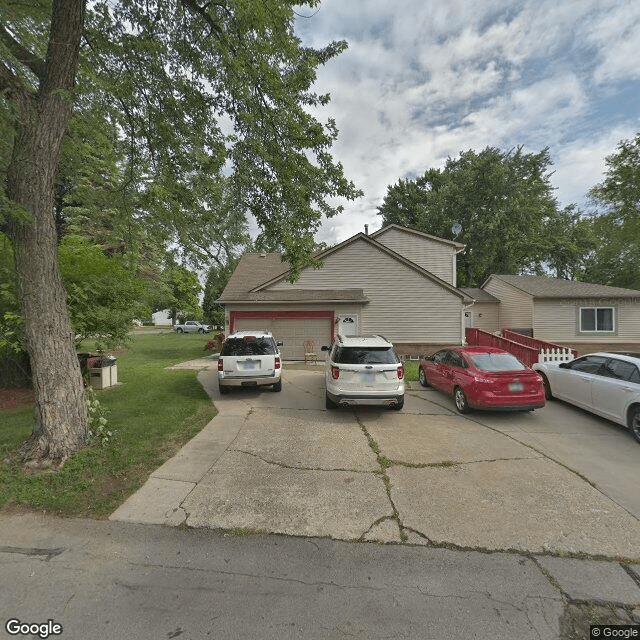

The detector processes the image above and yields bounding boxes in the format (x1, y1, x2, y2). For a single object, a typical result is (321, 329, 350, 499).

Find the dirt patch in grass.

(0, 389, 35, 411)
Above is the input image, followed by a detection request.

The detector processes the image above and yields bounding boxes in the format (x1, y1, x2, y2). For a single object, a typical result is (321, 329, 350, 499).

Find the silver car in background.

(533, 352, 640, 444)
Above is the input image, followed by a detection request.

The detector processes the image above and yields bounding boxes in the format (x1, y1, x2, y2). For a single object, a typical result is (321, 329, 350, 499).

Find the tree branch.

(0, 23, 46, 79)
(179, 0, 223, 38)
(0, 60, 31, 105)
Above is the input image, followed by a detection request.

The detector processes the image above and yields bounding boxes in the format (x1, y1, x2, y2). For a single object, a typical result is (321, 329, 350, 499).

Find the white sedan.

(533, 352, 640, 444)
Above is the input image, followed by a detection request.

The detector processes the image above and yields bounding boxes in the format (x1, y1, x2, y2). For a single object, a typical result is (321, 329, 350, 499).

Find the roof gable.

(371, 224, 465, 250)
(253, 233, 472, 301)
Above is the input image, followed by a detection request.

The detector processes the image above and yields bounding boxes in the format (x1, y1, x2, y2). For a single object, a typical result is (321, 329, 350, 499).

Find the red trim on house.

(230, 310, 335, 340)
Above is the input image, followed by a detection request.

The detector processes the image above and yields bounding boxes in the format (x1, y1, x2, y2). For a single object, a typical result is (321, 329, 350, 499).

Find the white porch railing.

(538, 348, 574, 364)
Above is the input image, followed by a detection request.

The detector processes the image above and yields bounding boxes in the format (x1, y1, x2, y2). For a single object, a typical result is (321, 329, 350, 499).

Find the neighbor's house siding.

(470, 302, 500, 333)
(532, 300, 577, 342)
(533, 299, 640, 343)
(483, 277, 534, 330)
(373, 227, 457, 286)
(268, 239, 464, 343)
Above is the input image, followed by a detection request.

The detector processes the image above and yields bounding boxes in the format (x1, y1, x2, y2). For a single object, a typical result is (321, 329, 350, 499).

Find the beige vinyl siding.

(269, 239, 463, 343)
(533, 299, 640, 342)
(469, 302, 500, 333)
(373, 227, 457, 285)
(532, 300, 577, 341)
(483, 277, 534, 329)
(618, 303, 640, 340)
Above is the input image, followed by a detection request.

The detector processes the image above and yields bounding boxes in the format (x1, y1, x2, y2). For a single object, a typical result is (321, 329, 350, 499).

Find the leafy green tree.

(0, 233, 29, 387)
(378, 147, 584, 286)
(584, 134, 640, 290)
(0, 0, 360, 464)
(202, 260, 238, 326)
(537, 205, 595, 280)
(161, 259, 203, 325)
(58, 236, 148, 349)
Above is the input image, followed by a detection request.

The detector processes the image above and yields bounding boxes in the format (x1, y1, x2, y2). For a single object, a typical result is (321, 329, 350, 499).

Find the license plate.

(242, 360, 258, 370)
(508, 382, 523, 392)
(362, 372, 375, 385)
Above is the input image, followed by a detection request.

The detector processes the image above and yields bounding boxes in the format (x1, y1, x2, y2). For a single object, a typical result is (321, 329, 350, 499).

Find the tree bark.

(5, 0, 88, 465)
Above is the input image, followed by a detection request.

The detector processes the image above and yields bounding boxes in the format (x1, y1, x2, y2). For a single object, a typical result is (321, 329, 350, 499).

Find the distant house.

(152, 310, 173, 326)
(480, 274, 640, 350)
(217, 225, 473, 359)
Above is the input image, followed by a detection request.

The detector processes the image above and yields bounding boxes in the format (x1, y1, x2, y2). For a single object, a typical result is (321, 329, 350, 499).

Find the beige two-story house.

(217, 225, 473, 359)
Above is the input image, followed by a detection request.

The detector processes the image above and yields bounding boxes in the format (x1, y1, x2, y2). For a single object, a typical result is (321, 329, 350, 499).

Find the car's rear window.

(468, 353, 526, 372)
(221, 338, 276, 356)
(334, 346, 398, 365)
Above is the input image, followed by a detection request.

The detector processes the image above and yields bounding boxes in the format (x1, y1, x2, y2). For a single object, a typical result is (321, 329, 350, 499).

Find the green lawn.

(403, 361, 419, 382)
(0, 331, 217, 518)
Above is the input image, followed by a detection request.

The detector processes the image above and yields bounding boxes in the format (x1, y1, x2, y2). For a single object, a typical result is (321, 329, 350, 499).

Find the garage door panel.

(234, 318, 274, 334)
(233, 315, 331, 360)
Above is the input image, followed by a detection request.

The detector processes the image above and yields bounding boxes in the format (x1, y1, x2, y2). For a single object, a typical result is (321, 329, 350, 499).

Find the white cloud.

(290, 0, 640, 244)
(552, 124, 640, 207)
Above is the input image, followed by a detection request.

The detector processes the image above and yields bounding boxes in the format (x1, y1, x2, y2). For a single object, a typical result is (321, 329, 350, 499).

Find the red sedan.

(418, 346, 546, 413)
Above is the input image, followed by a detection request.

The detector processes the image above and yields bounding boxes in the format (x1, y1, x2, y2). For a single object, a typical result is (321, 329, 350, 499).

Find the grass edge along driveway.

(0, 332, 217, 518)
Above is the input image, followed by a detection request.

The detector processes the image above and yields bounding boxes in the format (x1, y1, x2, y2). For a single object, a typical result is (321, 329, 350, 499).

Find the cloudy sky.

(294, 0, 640, 245)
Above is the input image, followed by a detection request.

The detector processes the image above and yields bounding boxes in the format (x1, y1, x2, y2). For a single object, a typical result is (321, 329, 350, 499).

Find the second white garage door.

(233, 316, 332, 360)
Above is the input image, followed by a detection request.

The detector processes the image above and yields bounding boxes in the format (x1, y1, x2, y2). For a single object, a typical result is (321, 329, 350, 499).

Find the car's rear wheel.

(219, 385, 230, 395)
(629, 406, 640, 445)
(454, 387, 470, 414)
(418, 368, 428, 387)
(539, 373, 553, 400)
(392, 396, 404, 411)
(273, 380, 282, 392)
(325, 393, 336, 410)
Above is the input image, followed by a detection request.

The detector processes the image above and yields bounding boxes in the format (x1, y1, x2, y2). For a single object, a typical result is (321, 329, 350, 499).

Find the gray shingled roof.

(217, 253, 290, 302)
(218, 254, 368, 303)
(461, 287, 500, 302)
(489, 275, 640, 299)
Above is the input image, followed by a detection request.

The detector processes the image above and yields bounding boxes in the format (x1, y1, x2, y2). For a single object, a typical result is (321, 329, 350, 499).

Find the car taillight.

(331, 366, 340, 379)
(397, 365, 404, 379)
(218, 358, 223, 371)
(275, 357, 281, 369)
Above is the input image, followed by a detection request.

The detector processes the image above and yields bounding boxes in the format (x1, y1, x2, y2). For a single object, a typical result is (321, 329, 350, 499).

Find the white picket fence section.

(538, 348, 574, 364)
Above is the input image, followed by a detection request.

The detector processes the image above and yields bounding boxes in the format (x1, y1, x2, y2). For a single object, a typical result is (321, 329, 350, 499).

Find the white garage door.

(233, 316, 332, 360)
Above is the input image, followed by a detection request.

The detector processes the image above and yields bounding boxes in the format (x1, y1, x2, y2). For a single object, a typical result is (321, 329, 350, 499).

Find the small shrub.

(85, 388, 115, 447)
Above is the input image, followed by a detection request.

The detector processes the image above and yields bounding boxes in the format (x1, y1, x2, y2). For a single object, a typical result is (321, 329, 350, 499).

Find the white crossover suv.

(217, 331, 283, 394)
(321, 334, 405, 410)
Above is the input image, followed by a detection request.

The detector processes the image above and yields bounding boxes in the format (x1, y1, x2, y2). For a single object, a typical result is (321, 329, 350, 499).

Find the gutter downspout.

(452, 245, 465, 288)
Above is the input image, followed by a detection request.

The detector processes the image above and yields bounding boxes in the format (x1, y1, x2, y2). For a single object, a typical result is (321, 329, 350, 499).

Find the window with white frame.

(579, 307, 614, 332)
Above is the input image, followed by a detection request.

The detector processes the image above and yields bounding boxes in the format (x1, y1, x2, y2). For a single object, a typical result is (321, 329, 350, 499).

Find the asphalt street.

(3, 514, 638, 640)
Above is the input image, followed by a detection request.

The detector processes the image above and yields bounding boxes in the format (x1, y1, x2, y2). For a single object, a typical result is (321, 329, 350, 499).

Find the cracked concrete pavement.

(111, 367, 640, 562)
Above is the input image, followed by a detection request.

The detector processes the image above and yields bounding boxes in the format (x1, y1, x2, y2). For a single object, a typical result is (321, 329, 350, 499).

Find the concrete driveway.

(111, 367, 640, 559)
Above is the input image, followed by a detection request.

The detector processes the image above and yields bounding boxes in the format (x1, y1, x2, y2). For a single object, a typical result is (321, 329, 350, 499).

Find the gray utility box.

(88, 356, 117, 390)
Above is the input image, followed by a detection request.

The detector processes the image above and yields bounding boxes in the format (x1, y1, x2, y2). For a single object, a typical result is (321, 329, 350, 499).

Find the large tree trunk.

(4, 0, 88, 465)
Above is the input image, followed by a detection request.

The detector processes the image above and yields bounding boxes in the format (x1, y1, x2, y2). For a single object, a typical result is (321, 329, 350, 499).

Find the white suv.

(322, 334, 405, 410)
(218, 331, 282, 394)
